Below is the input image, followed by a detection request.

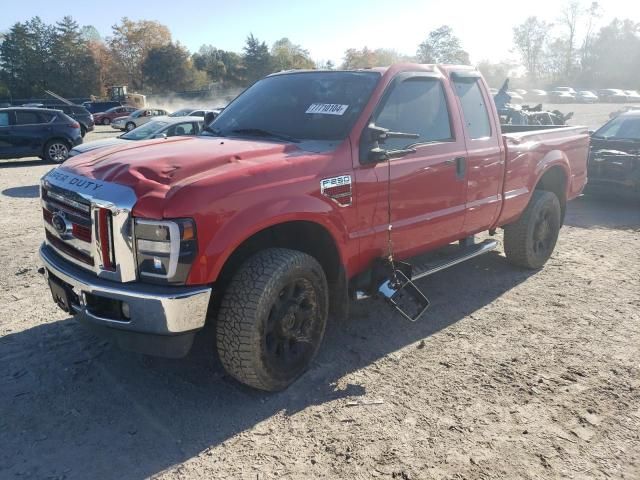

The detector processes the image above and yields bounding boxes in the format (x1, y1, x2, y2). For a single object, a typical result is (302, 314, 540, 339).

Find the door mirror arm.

(364, 123, 419, 163)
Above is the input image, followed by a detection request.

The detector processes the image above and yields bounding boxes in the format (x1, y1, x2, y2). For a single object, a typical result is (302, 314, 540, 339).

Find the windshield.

(594, 116, 640, 140)
(169, 108, 193, 117)
(205, 71, 380, 142)
(120, 121, 169, 140)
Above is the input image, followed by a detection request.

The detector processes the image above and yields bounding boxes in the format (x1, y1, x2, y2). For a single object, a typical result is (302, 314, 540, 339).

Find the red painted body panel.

(59, 64, 589, 287)
(495, 126, 589, 227)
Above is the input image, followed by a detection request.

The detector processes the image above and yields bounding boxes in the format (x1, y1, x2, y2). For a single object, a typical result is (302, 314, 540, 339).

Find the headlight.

(134, 218, 198, 284)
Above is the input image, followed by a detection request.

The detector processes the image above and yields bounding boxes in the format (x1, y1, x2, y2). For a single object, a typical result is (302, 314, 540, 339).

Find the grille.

(42, 185, 94, 268)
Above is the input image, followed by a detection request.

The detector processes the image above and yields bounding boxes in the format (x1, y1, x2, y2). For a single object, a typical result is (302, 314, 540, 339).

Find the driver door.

(358, 73, 468, 259)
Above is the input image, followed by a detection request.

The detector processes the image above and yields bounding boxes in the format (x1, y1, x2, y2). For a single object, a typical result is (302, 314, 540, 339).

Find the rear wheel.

(504, 190, 562, 269)
(80, 125, 86, 137)
(43, 140, 70, 163)
(216, 248, 328, 391)
(102, 118, 110, 125)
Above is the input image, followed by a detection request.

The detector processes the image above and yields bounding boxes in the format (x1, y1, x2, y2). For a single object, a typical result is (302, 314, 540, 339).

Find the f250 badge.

(320, 175, 352, 207)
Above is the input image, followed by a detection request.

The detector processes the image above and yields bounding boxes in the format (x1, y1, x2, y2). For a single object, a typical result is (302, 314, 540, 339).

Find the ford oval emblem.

(51, 212, 69, 235)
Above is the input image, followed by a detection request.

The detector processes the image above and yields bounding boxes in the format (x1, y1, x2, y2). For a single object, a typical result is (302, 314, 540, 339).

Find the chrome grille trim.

(40, 169, 138, 282)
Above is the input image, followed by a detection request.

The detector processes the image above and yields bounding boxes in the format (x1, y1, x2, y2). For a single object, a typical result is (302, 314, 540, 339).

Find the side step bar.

(361, 238, 499, 321)
(355, 238, 499, 301)
(410, 238, 498, 281)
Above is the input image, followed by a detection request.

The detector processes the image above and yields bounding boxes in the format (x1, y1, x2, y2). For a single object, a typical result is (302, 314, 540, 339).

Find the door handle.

(454, 156, 466, 179)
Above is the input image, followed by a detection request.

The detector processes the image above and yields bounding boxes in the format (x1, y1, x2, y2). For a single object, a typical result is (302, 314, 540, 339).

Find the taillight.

(68, 121, 80, 129)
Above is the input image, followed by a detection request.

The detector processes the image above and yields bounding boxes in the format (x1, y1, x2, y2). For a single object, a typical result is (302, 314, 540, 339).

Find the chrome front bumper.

(40, 243, 212, 338)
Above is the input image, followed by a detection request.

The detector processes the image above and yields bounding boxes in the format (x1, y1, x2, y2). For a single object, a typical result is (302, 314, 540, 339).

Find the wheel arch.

(534, 163, 569, 221)
(199, 218, 349, 320)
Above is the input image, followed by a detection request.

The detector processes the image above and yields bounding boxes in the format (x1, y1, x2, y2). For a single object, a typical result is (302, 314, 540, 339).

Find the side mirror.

(363, 123, 419, 163)
(154, 133, 167, 139)
(588, 129, 595, 136)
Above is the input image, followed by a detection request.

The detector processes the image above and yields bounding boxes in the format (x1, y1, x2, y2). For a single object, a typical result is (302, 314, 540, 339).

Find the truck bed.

(495, 125, 590, 227)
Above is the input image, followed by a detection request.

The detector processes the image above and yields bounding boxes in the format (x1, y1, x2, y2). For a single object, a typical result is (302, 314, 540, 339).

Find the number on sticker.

(306, 104, 349, 115)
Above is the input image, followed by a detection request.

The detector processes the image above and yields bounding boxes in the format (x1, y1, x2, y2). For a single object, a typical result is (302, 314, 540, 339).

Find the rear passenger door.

(451, 73, 504, 234)
(0, 110, 17, 158)
(12, 110, 52, 156)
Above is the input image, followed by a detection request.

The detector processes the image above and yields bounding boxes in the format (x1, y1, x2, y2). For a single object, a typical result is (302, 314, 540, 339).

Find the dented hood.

(60, 135, 303, 198)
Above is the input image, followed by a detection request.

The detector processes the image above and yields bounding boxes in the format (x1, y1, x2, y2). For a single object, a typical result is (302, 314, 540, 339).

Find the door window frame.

(359, 72, 458, 164)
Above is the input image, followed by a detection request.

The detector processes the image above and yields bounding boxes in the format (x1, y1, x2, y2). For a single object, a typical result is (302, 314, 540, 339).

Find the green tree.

(271, 38, 314, 71)
(142, 42, 195, 92)
(243, 33, 272, 83)
(50, 16, 100, 97)
(513, 17, 549, 81)
(192, 45, 245, 85)
(108, 17, 171, 91)
(416, 26, 470, 64)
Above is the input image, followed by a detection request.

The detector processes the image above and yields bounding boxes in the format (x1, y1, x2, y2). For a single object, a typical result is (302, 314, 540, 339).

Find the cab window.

(453, 78, 492, 139)
(0, 112, 9, 126)
(374, 77, 453, 150)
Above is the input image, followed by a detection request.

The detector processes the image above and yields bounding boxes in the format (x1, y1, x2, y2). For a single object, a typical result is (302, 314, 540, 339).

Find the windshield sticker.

(306, 103, 349, 115)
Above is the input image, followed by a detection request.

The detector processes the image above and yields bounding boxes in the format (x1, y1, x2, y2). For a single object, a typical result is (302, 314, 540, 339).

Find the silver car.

(70, 116, 203, 157)
(111, 108, 169, 131)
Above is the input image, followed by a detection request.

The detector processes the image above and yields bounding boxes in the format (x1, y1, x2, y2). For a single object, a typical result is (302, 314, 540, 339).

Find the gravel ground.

(1, 110, 639, 480)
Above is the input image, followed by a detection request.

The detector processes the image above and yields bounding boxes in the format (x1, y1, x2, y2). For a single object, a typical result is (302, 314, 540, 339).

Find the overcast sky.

(3, 0, 640, 65)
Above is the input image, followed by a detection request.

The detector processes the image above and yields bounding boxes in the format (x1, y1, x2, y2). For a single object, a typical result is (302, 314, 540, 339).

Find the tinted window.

(71, 106, 88, 114)
(0, 112, 9, 126)
(166, 122, 196, 137)
(454, 78, 491, 139)
(208, 71, 380, 141)
(375, 77, 452, 150)
(15, 111, 47, 125)
(594, 116, 640, 140)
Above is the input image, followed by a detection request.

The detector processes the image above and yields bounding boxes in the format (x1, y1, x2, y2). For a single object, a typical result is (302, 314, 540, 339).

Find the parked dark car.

(587, 111, 640, 196)
(82, 101, 124, 114)
(43, 104, 94, 137)
(0, 107, 82, 162)
(93, 106, 137, 125)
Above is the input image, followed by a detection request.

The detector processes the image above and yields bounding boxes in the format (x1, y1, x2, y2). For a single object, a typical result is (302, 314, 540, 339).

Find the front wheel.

(125, 122, 136, 132)
(102, 118, 110, 125)
(504, 190, 562, 269)
(216, 248, 328, 391)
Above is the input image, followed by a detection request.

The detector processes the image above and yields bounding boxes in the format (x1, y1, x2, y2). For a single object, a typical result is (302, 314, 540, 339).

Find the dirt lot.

(1, 109, 639, 480)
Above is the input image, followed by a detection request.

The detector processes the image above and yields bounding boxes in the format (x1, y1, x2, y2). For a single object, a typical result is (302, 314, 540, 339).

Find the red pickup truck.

(39, 64, 588, 391)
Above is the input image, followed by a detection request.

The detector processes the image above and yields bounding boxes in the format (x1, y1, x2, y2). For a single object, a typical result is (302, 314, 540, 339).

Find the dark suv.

(43, 104, 94, 137)
(0, 107, 83, 163)
(82, 101, 123, 114)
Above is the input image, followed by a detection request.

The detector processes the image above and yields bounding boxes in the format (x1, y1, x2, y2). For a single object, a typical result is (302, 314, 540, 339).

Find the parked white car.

(111, 108, 169, 131)
(70, 116, 204, 157)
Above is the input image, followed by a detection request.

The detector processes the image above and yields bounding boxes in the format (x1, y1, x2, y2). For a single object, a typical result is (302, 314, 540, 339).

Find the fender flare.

(188, 195, 350, 284)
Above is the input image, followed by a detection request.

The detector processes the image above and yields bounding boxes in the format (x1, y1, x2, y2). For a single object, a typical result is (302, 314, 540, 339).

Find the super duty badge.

(321, 175, 352, 207)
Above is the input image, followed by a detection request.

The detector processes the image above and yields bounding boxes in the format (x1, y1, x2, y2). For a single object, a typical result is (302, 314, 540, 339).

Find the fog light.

(121, 302, 131, 320)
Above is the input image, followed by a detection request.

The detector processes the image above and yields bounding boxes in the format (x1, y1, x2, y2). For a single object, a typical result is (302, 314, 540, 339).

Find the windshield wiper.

(229, 128, 300, 143)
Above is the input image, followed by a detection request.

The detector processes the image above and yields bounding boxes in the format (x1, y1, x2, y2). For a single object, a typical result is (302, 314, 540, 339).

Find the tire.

(80, 125, 86, 137)
(125, 122, 136, 132)
(43, 139, 70, 164)
(216, 248, 329, 391)
(504, 190, 562, 269)
(102, 118, 110, 126)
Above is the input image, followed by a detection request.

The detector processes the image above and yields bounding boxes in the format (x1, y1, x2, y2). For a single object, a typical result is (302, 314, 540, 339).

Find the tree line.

(510, 1, 640, 88)
(0, 16, 471, 100)
(1, 3, 639, 100)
